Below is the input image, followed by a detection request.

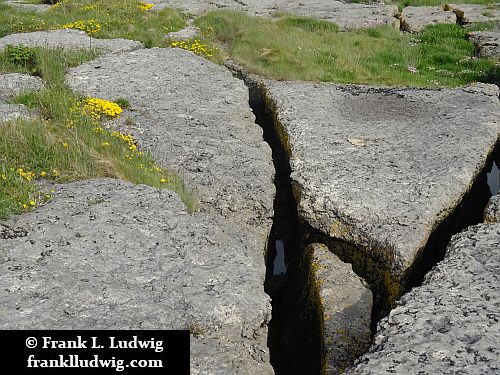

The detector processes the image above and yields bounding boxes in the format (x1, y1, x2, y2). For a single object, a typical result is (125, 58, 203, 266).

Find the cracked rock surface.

(307, 244, 372, 375)
(346, 222, 500, 374)
(0, 29, 144, 54)
(469, 30, 500, 60)
(150, 0, 399, 30)
(485, 194, 500, 223)
(401, 6, 456, 33)
(0, 103, 34, 123)
(0, 73, 43, 101)
(2, 47, 275, 374)
(263, 81, 500, 280)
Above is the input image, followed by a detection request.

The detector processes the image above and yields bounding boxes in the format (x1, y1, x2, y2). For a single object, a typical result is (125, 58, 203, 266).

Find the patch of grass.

(395, 0, 497, 7)
(0, 44, 100, 81)
(0, 47, 197, 218)
(113, 97, 131, 109)
(0, 0, 186, 47)
(196, 10, 498, 87)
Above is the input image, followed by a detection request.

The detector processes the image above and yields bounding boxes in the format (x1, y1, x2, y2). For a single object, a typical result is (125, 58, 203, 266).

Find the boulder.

(400, 6, 456, 33)
(469, 30, 500, 59)
(0, 29, 143, 54)
(262, 80, 499, 303)
(0, 73, 43, 101)
(345, 223, 500, 374)
(484, 194, 500, 223)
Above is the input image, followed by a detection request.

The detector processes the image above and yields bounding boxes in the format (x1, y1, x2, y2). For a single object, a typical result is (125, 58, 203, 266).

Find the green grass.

(0, 0, 186, 47)
(0, 46, 197, 218)
(396, 0, 497, 7)
(196, 10, 499, 87)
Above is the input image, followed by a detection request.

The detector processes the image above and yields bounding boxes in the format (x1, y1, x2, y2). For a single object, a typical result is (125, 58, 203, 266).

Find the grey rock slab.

(485, 194, 500, 223)
(0, 103, 34, 122)
(308, 243, 372, 375)
(3, 0, 50, 12)
(0, 73, 43, 101)
(66, 47, 274, 230)
(469, 30, 500, 59)
(164, 25, 201, 40)
(345, 222, 500, 374)
(150, 0, 399, 30)
(263, 80, 500, 280)
(0, 29, 143, 54)
(448, 3, 500, 25)
(0, 179, 273, 374)
(65, 48, 274, 373)
(401, 6, 456, 33)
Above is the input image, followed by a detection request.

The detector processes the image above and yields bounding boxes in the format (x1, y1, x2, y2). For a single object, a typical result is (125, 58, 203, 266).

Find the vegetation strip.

(196, 10, 498, 87)
(0, 0, 186, 48)
(0, 45, 196, 218)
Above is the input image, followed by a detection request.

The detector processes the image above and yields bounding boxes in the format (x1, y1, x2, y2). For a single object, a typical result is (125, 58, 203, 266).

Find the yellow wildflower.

(138, 2, 154, 11)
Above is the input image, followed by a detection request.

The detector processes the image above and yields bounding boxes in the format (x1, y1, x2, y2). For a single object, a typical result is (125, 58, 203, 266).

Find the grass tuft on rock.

(196, 10, 499, 87)
(0, 46, 197, 218)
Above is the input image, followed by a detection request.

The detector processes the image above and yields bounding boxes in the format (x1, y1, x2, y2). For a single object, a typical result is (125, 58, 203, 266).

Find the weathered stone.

(0, 103, 34, 122)
(165, 25, 200, 40)
(469, 30, 500, 59)
(447, 3, 500, 25)
(262, 80, 499, 297)
(345, 223, 500, 375)
(0, 73, 43, 101)
(277, 242, 372, 375)
(3, 0, 50, 12)
(485, 194, 500, 223)
(1, 47, 275, 373)
(150, 0, 400, 30)
(400, 6, 456, 33)
(0, 179, 273, 374)
(309, 244, 372, 375)
(0, 29, 143, 54)
(66, 48, 274, 228)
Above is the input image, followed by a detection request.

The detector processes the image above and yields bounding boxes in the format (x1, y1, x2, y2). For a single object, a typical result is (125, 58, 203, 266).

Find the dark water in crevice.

(249, 85, 305, 375)
(487, 158, 499, 196)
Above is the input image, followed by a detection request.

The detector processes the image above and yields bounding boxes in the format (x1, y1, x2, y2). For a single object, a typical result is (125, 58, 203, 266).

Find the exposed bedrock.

(1, 48, 276, 374)
(469, 30, 500, 60)
(400, 6, 456, 33)
(259, 80, 500, 313)
(278, 243, 372, 375)
(0, 73, 43, 101)
(447, 3, 500, 25)
(0, 73, 43, 123)
(485, 195, 500, 223)
(345, 222, 500, 374)
(3, 0, 50, 12)
(0, 29, 144, 54)
(150, 0, 400, 30)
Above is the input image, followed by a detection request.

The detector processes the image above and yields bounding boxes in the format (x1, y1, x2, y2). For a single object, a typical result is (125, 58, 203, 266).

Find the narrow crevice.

(227, 61, 499, 374)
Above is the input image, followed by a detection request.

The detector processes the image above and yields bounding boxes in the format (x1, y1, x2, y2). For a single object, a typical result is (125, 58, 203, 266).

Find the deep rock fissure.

(229, 63, 499, 374)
